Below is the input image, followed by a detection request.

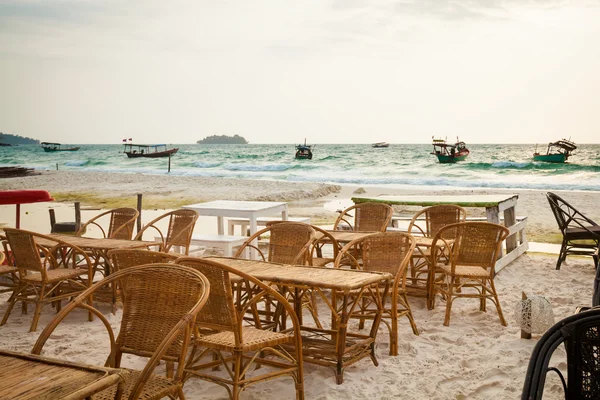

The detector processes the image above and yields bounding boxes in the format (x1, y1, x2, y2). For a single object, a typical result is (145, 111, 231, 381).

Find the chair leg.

(400, 293, 419, 336)
(1, 285, 25, 326)
(30, 285, 46, 332)
(443, 278, 455, 326)
(556, 240, 568, 270)
(232, 351, 243, 400)
(489, 279, 507, 326)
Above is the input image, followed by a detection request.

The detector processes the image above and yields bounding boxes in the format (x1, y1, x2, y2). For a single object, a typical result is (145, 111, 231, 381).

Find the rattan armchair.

(1, 228, 94, 332)
(133, 209, 199, 255)
(77, 208, 139, 240)
(334, 232, 417, 356)
(108, 249, 179, 273)
(547, 192, 600, 270)
(521, 307, 600, 400)
(430, 222, 509, 326)
(234, 222, 316, 329)
(31, 264, 210, 400)
(175, 257, 304, 400)
(333, 202, 393, 232)
(407, 205, 466, 304)
(0, 237, 18, 295)
(233, 222, 315, 264)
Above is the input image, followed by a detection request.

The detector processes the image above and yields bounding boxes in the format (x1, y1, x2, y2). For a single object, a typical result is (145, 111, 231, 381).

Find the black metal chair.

(522, 307, 600, 400)
(546, 192, 600, 270)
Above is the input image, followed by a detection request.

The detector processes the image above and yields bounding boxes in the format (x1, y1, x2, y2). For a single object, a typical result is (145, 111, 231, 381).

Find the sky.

(1, 0, 599, 145)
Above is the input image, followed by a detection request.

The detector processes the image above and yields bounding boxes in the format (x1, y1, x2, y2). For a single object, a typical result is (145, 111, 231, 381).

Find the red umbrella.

(0, 190, 55, 228)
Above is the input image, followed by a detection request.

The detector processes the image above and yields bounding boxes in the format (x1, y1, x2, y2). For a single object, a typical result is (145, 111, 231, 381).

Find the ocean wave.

(64, 160, 90, 167)
(223, 163, 290, 172)
(193, 162, 221, 168)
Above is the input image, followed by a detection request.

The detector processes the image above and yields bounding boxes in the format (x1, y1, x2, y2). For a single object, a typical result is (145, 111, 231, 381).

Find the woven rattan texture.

(334, 202, 393, 232)
(118, 266, 208, 358)
(134, 209, 198, 254)
(77, 208, 139, 240)
(109, 249, 178, 272)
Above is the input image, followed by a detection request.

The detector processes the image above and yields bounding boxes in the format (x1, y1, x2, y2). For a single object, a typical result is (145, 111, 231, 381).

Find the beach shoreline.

(2, 170, 600, 242)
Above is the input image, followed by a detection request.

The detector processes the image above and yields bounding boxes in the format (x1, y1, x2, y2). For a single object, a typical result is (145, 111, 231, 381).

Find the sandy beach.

(1, 170, 600, 399)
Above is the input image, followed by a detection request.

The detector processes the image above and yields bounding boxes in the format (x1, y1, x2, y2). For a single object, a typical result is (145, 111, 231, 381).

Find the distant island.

(197, 134, 248, 144)
(0, 132, 39, 146)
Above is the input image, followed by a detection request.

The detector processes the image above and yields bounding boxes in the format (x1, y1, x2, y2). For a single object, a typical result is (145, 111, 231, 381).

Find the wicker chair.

(108, 249, 179, 273)
(0, 237, 18, 294)
(0, 228, 94, 332)
(77, 208, 139, 240)
(334, 232, 417, 356)
(263, 221, 339, 267)
(333, 202, 393, 232)
(546, 192, 600, 270)
(521, 307, 600, 400)
(406, 205, 466, 305)
(430, 222, 509, 326)
(233, 222, 315, 264)
(307, 225, 340, 268)
(174, 257, 304, 400)
(133, 209, 199, 255)
(31, 264, 210, 400)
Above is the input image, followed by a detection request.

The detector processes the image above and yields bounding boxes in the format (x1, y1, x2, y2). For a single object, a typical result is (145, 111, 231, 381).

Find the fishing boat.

(372, 142, 389, 148)
(122, 143, 179, 158)
(533, 139, 577, 163)
(431, 137, 469, 163)
(41, 142, 80, 152)
(295, 139, 313, 160)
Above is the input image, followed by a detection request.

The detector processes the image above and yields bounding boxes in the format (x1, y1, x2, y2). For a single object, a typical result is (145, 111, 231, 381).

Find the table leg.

(504, 206, 517, 252)
(249, 216, 258, 259)
(281, 206, 288, 221)
(485, 206, 500, 224)
(217, 216, 224, 235)
(335, 293, 349, 385)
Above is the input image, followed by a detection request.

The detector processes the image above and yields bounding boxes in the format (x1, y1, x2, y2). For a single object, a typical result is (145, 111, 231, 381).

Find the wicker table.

(46, 235, 161, 310)
(205, 256, 392, 384)
(0, 349, 128, 399)
(352, 194, 529, 271)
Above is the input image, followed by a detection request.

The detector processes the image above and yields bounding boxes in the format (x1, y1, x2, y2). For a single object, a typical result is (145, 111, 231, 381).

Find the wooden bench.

(189, 234, 249, 257)
(227, 216, 311, 236)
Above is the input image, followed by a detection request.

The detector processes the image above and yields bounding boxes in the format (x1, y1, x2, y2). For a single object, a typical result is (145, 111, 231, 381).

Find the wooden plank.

(495, 241, 528, 272)
(504, 206, 517, 252)
(352, 194, 519, 208)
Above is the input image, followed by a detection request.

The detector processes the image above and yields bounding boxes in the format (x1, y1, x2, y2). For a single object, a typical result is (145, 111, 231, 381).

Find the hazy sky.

(1, 0, 599, 144)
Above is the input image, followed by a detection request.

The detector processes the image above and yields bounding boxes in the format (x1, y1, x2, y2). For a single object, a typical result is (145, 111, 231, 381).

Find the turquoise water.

(1, 143, 599, 191)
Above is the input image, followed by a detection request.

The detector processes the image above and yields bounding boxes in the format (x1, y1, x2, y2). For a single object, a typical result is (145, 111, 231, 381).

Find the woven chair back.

(3, 228, 45, 274)
(117, 263, 209, 359)
(134, 209, 198, 254)
(360, 232, 415, 279)
(437, 222, 509, 275)
(522, 307, 600, 400)
(410, 204, 467, 237)
(77, 207, 139, 240)
(267, 222, 315, 264)
(546, 192, 598, 234)
(335, 203, 393, 232)
(108, 249, 178, 272)
(174, 257, 239, 336)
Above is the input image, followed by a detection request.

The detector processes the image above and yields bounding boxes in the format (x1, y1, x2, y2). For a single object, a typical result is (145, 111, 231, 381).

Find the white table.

(352, 194, 528, 272)
(183, 200, 289, 258)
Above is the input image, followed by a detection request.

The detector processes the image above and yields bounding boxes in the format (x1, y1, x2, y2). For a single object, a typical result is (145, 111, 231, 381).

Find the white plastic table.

(183, 200, 288, 258)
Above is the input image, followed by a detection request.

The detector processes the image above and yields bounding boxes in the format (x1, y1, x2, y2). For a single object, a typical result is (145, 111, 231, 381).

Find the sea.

(1, 143, 599, 192)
